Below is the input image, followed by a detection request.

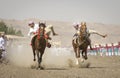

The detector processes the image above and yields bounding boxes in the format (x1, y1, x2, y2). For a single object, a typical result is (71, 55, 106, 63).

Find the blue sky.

(0, 0, 120, 25)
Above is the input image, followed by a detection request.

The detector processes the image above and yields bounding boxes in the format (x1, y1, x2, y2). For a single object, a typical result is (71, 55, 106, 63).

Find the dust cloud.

(6, 39, 76, 68)
(6, 40, 34, 67)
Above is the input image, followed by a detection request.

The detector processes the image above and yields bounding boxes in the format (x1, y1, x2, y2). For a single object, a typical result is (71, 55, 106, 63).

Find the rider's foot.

(103, 34, 107, 38)
(53, 33, 58, 36)
(48, 37, 52, 40)
(47, 43, 51, 48)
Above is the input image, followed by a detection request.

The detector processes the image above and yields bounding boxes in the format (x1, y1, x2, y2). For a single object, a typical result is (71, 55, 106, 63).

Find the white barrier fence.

(87, 42, 120, 56)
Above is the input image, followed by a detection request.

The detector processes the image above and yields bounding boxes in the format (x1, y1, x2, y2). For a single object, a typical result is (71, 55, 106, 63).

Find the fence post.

(106, 44, 109, 56)
(118, 42, 120, 55)
(99, 44, 102, 56)
(112, 43, 114, 56)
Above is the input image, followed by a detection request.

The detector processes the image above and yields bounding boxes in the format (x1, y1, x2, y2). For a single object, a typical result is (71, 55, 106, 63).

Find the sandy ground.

(0, 40, 120, 78)
(0, 56, 120, 78)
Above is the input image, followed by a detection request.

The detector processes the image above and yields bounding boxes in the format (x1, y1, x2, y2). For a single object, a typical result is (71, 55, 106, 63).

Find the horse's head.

(80, 22, 87, 32)
(39, 22, 46, 29)
(38, 22, 46, 38)
(80, 22, 87, 38)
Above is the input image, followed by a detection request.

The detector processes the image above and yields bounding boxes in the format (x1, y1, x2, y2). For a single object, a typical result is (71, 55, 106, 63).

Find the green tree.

(0, 21, 8, 33)
(16, 30, 23, 36)
(7, 26, 16, 35)
(0, 21, 23, 36)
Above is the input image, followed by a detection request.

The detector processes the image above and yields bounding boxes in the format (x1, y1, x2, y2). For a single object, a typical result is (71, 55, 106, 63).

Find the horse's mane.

(39, 23, 46, 27)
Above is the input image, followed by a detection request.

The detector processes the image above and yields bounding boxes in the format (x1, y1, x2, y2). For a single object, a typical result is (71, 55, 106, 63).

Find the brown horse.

(72, 23, 89, 64)
(31, 23, 46, 69)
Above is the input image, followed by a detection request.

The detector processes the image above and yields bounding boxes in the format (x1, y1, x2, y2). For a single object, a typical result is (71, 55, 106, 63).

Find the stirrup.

(47, 43, 51, 48)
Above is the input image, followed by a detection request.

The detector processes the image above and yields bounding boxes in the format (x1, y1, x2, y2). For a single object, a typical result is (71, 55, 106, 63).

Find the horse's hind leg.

(84, 50, 88, 60)
(82, 50, 88, 60)
(82, 50, 84, 58)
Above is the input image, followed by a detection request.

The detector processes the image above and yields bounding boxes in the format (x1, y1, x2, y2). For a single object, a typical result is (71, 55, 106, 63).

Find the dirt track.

(0, 39, 120, 78)
(0, 56, 120, 78)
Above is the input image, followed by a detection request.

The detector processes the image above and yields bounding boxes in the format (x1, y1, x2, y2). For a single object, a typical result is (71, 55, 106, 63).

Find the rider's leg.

(48, 25, 58, 36)
(45, 39, 51, 48)
(87, 37, 93, 50)
(73, 33, 78, 40)
(73, 33, 78, 37)
(44, 34, 51, 48)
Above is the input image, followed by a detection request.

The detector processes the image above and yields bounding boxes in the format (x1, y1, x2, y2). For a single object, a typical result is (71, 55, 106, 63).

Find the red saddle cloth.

(37, 28, 48, 40)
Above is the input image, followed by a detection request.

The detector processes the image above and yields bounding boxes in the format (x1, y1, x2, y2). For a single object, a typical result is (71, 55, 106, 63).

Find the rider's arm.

(88, 30, 98, 34)
(88, 30, 106, 37)
(28, 28, 34, 36)
(34, 24, 39, 32)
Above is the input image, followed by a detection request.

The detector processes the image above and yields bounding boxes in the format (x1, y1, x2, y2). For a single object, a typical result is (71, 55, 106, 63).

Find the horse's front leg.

(72, 40, 78, 58)
(75, 47, 81, 65)
(73, 47, 78, 58)
(32, 48, 36, 61)
(39, 50, 44, 70)
(77, 47, 80, 58)
(36, 50, 40, 69)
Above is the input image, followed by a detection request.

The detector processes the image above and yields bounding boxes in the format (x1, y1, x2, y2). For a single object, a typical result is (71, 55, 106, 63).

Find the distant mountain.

(0, 18, 120, 47)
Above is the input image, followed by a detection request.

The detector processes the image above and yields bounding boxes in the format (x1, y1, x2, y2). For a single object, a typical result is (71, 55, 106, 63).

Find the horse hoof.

(36, 66, 40, 70)
(84, 57, 88, 60)
(47, 43, 51, 48)
(40, 67, 44, 70)
(83, 56, 88, 60)
(33, 59, 36, 61)
(36, 67, 39, 70)
(36, 66, 44, 70)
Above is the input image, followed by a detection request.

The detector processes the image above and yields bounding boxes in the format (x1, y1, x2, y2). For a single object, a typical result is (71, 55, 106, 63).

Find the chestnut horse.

(31, 23, 46, 69)
(72, 24, 89, 64)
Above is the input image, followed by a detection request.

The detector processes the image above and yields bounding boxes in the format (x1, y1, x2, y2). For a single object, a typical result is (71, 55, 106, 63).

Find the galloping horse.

(72, 23, 89, 64)
(31, 23, 46, 69)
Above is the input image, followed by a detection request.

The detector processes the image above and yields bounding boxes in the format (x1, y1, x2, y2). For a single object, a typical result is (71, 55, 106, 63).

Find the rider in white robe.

(28, 21, 58, 47)
(73, 22, 107, 50)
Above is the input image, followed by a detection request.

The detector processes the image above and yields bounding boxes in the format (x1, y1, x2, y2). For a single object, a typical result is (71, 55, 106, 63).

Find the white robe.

(28, 24, 39, 39)
(0, 37, 5, 50)
(28, 24, 54, 38)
